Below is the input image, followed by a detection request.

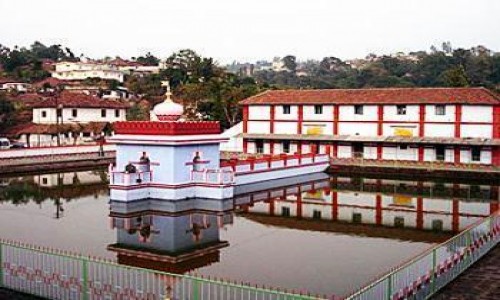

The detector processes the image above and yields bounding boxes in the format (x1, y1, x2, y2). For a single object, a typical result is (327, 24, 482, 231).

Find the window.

(115, 109, 120, 118)
(312, 210, 322, 219)
(281, 206, 291, 217)
(432, 220, 443, 231)
(314, 105, 323, 114)
(41, 111, 47, 118)
(354, 105, 364, 115)
(399, 145, 408, 150)
(436, 146, 445, 161)
(42, 178, 48, 185)
(435, 105, 446, 116)
(282, 105, 291, 114)
(72, 109, 77, 118)
(282, 140, 290, 153)
(397, 105, 407, 115)
(471, 147, 481, 162)
(352, 213, 362, 224)
(255, 140, 264, 154)
(101, 109, 107, 118)
(394, 217, 405, 228)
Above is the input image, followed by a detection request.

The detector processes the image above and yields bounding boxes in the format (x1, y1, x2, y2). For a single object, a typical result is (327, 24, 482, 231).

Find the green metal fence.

(345, 212, 500, 300)
(0, 238, 321, 300)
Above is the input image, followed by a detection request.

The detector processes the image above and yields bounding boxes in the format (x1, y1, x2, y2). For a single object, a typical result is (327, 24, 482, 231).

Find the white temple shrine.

(108, 81, 329, 201)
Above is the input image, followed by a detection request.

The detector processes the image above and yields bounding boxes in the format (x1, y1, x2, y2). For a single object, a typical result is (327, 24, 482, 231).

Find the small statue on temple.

(125, 162, 137, 173)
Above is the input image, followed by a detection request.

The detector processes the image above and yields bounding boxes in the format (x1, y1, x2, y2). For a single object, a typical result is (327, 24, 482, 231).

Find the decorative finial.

(161, 80, 172, 102)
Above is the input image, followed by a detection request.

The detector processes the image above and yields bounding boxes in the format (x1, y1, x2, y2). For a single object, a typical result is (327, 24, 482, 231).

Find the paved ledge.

(433, 244, 500, 300)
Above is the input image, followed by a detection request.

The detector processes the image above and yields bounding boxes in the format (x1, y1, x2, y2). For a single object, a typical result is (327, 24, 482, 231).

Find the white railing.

(110, 171, 153, 186)
(191, 169, 234, 185)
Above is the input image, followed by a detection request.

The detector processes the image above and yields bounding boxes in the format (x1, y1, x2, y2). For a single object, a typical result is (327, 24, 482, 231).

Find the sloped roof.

(240, 87, 500, 105)
(32, 92, 129, 109)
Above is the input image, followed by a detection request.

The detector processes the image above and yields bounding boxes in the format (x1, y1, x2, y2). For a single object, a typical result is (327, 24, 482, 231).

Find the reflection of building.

(108, 199, 232, 273)
(240, 88, 500, 166)
(241, 176, 500, 234)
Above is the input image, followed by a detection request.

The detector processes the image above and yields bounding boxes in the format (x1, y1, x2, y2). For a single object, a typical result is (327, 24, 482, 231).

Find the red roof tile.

(240, 88, 500, 105)
(32, 92, 129, 109)
(33, 77, 66, 87)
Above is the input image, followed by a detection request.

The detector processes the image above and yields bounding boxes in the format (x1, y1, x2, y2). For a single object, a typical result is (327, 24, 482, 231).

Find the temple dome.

(153, 99, 183, 121)
(152, 80, 183, 121)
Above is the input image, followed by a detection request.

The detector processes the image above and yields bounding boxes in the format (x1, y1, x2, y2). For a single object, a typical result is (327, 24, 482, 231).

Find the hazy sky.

(1, 0, 499, 64)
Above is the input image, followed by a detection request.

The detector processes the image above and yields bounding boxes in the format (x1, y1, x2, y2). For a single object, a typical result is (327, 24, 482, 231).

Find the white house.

(10, 92, 128, 146)
(0, 78, 32, 92)
(52, 61, 125, 82)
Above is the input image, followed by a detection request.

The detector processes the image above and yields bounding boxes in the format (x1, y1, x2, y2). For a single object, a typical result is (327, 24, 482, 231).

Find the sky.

(1, 0, 499, 64)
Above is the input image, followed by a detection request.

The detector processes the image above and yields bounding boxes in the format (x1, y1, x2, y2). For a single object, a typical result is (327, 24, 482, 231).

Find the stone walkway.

(433, 244, 500, 299)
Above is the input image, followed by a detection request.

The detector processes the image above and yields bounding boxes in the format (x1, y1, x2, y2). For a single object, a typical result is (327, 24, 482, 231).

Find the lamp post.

(56, 103, 63, 146)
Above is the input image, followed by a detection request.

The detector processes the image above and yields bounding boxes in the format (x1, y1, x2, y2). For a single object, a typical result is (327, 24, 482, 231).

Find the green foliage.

(134, 52, 160, 66)
(0, 41, 75, 82)
(0, 93, 15, 130)
(126, 103, 149, 121)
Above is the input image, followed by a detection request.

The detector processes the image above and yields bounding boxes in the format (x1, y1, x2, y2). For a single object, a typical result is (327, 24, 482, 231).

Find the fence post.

(81, 258, 89, 300)
(387, 274, 393, 300)
(431, 248, 437, 294)
(192, 279, 200, 300)
(0, 242, 3, 288)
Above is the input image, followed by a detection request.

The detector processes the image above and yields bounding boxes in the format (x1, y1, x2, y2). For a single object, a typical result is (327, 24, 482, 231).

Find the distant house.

(8, 92, 128, 147)
(0, 78, 32, 92)
(52, 61, 125, 82)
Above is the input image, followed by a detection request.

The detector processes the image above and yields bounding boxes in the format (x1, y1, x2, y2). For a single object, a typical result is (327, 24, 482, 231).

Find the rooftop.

(240, 87, 500, 105)
(32, 92, 129, 109)
(114, 121, 221, 136)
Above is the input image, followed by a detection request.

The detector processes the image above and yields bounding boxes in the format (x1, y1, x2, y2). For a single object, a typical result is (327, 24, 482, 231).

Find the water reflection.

(108, 199, 233, 273)
(0, 170, 498, 296)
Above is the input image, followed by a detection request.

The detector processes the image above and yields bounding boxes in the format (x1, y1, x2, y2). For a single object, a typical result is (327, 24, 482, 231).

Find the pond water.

(0, 170, 497, 297)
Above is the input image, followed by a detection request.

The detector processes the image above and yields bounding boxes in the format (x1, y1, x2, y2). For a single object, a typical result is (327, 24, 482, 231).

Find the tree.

(439, 66, 469, 87)
(135, 52, 160, 66)
(0, 94, 15, 131)
(282, 55, 297, 72)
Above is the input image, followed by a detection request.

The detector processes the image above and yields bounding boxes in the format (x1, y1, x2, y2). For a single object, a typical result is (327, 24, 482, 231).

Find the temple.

(108, 81, 329, 201)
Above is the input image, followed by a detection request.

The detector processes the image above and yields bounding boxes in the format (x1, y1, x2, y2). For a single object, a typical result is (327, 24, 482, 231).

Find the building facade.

(240, 88, 500, 166)
(52, 62, 125, 82)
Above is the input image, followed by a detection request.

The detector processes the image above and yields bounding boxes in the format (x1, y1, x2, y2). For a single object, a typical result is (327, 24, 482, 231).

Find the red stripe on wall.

(455, 104, 462, 138)
(334, 105, 339, 135)
(419, 104, 425, 137)
(298, 105, 303, 134)
(377, 105, 383, 136)
(243, 106, 248, 134)
(270, 105, 275, 134)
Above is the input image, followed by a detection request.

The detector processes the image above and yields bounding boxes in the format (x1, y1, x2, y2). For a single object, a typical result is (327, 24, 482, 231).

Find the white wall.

(247, 121, 270, 134)
(248, 105, 270, 120)
(275, 105, 299, 120)
(462, 106, 492, 123)
(338, 123, 378, 136)
(339, 105, 378, 121)
(274, 121, 297, 134)
(303, 105, 334, 121)
(383, 105, 419, 122)
(424, 124, 455, 137)
(425, 105, 455, 122)
(461, 125, 492, 138)
(337, 145, 352, 158)
(33, 108, 126, 124)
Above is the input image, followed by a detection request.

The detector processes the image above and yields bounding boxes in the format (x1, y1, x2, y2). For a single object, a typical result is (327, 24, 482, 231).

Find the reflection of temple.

(239, 176, 500, 235)
(108, 199, 233, 273)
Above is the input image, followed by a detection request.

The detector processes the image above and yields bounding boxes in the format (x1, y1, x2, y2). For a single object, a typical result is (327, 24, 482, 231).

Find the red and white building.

(240, 88, 500, 166)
